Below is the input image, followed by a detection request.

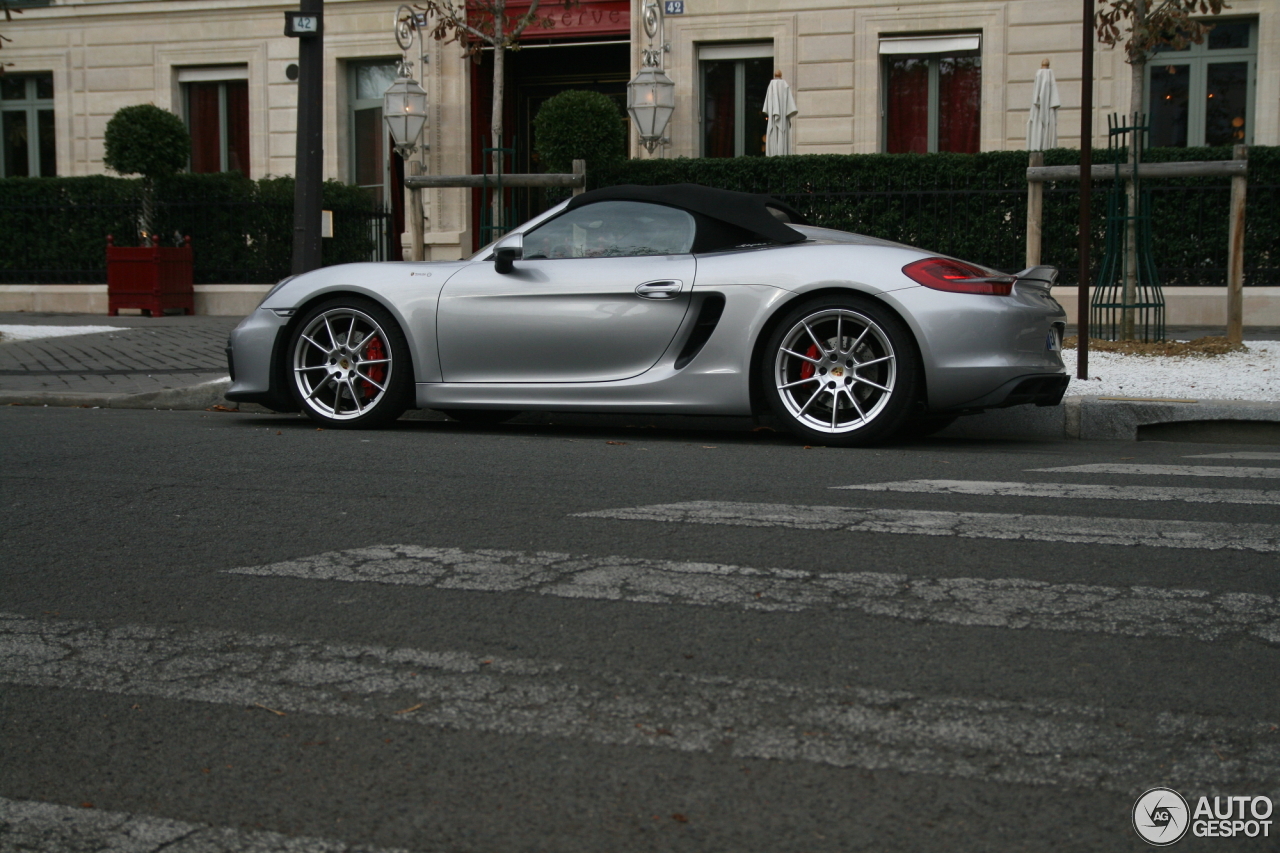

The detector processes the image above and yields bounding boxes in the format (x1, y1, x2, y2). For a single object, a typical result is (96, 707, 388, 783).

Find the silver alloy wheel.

(773, 307, 897, 434)
(291, 307, 394, 421)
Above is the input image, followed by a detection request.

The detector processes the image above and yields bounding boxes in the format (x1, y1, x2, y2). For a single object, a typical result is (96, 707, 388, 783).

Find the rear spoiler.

(1013, 265, 1058, 293)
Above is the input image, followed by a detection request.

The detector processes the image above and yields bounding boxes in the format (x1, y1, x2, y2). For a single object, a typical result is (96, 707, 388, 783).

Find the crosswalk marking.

(0, 796, 411, 853)
(223, 546, 1280, 645)
(833, 479, 1280, 505)
(2, 612, 1274, 791)
(1031, 463, 1280, 479)
(575, 500, 1280, 553)
(1186, 452, 1280, 461)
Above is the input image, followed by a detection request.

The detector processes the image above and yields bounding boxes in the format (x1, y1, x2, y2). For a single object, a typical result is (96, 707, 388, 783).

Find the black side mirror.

(494, 245, 522, 275)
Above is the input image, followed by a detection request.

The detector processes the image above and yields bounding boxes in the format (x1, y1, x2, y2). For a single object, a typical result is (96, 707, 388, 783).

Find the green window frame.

(1, 72, 55, 177)
(348, 60, 401, 207)
(1145, 18, 1257, 147)
(179, 67, 250, 176)
(699, 42, 773, 158)
(880, 34, 982, 154)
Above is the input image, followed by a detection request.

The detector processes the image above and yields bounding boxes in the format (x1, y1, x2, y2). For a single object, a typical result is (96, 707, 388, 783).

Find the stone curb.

(941, 395, 1280, 442)
(0, 377, 232, 411)
(4, 381, 1279, 443)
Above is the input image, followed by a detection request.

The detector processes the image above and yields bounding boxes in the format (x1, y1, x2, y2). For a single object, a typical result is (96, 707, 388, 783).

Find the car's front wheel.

(763, 296, 918, 447)
(288, 297, 412, 428)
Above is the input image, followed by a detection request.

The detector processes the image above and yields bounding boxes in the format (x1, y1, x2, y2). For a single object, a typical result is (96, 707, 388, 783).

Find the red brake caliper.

(361, 336, 386, 398)
(799, 344, 821, 380)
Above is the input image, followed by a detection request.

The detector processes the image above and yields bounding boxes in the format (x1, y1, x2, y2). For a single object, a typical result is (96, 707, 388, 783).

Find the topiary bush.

(103, 104, 192, 243)
(103, 104, 191, 179)
(533, 90, 626, 174)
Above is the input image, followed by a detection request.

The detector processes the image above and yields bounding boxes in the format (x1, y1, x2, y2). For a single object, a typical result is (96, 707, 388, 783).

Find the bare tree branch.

(0, 0, 21, 75)
(1095, 0, 1231, 63)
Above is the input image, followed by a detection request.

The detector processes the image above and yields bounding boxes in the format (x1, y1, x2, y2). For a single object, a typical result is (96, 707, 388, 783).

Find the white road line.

(575, 500, 1280, 554)
(1031, 463, 1280, 478)
(832, 479, 1280, 505)
(2, 613, 1275, 791)
(1186, 452, 1280, 461)
(0, 795, 411, 853)
(223, 545, 1280, 645)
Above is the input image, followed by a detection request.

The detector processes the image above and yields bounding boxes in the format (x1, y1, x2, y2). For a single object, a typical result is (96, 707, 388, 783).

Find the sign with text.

(471, 0, 629, 39)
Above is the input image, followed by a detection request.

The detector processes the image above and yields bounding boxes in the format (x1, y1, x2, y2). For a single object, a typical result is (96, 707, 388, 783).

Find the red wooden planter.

(106, 234, 195, 317)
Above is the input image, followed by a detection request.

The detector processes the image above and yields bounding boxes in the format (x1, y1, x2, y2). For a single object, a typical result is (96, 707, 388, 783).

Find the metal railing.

(774, 179, 1277, 287)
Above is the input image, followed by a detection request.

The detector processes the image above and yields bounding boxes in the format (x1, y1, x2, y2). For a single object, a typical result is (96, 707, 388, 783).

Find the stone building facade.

(3, 0, 1276, 271)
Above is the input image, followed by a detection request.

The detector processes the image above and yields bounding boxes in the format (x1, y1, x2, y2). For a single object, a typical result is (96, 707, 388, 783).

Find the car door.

(436, 200, 697, 384)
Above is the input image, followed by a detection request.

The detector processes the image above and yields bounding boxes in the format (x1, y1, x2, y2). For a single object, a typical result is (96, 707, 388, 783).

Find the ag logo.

(1133, 787, 1190, 846)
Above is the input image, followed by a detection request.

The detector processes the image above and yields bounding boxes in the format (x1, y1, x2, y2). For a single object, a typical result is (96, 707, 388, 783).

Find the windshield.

(468, 198, 571, 261)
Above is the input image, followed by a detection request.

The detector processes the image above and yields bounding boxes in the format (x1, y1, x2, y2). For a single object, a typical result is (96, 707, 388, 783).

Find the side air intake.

(674, 294, 725, 370)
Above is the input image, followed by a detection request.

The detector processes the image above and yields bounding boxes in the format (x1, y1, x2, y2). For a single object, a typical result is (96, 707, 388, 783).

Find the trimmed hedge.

(0, 173, 388, 284)
(593, 147, 1280, 285)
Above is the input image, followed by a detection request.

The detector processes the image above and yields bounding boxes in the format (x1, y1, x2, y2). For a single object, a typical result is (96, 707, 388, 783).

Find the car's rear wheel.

(763, 296, 918, 447)
(288, 297, 412, 428)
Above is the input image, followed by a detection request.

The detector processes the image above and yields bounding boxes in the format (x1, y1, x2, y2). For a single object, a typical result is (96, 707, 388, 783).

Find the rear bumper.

(947, 372, 1070, 413)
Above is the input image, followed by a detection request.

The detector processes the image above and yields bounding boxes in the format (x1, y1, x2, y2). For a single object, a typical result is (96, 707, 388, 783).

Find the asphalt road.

(2, 406, 1278, 852)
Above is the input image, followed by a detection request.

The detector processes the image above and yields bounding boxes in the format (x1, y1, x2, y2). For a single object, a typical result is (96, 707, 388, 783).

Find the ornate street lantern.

(385, 5, 430, 261)
(628, 0, 673, 154)
(382, 61, 428, 157)
(627, 67, 675, 154)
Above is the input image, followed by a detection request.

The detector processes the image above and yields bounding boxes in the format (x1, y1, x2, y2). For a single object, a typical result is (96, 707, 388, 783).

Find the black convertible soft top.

(565, 184, 809, 247)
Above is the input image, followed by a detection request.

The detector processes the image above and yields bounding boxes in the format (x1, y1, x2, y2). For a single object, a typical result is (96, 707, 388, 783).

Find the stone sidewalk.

(0, 312, 237, 407)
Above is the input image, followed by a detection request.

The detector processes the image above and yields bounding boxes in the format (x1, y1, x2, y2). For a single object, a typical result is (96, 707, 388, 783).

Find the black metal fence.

(594, 148, 1280, 289)
(8, 172, 1273, 288)
(773, 181, 1278, 287)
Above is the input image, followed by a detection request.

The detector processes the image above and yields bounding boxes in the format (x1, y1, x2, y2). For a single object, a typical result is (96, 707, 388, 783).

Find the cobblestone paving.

(0, 312, 240, 396)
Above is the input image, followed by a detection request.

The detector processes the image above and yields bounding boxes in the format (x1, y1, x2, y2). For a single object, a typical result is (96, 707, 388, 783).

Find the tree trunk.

(489, 10, 505, 237)
(139, 176, 155, 244)
(1120, 1, 1147, 340)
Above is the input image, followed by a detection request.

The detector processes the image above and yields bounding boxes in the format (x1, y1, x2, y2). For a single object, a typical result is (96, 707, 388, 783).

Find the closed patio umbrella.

(763, 70, 798, 156)
(1027, 59, 1061, 151)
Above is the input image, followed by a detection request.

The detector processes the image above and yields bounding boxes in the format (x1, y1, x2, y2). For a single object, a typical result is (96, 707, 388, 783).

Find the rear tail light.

(902, 258, 1016, 296)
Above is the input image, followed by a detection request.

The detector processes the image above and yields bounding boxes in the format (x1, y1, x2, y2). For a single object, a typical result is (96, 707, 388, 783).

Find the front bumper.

(224, 308, 298, 411)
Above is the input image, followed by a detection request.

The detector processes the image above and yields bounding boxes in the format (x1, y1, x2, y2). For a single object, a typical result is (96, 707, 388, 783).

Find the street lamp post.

(628, 0, 674, 155)
(286, 0, 325, 275)
(384, 5, 429, 261)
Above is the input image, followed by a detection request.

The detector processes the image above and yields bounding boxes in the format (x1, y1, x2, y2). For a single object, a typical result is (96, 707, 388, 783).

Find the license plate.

(1046, 328, 1061, 352)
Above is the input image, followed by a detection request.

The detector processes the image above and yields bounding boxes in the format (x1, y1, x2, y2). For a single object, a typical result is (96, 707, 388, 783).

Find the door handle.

(635, 279, 683, 299)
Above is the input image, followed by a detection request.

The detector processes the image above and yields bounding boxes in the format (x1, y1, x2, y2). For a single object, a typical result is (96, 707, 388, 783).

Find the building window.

(881, 34, 981, 154)
(700, 43, 773, 158)
(1, 72, 55, 177)
(179, 67, 249, 175)
(348, 61, 401, 207)
(1147, 18, 1256, 147)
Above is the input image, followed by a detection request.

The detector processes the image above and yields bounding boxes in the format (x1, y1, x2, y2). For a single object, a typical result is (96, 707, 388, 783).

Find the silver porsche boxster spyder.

(225, 184, 1068, 446)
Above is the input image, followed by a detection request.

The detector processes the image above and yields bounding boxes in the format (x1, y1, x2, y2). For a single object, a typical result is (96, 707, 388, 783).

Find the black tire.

(287, 296, 413, 428)
(762, 295, 919, 447)
(440, 409, 519, 426)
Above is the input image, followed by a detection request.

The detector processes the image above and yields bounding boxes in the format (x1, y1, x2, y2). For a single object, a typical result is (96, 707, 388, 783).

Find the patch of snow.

(0, 325, 122, 342)
(1062, 342, 1280, 402)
